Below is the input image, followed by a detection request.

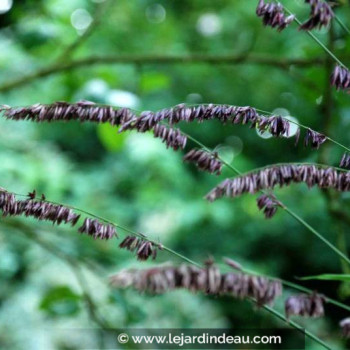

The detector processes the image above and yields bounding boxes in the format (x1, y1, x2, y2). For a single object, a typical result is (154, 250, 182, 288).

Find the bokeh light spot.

(106, 90, 140, 109)
(0, 0, 12, 14)
(196, 13, 222, 37)
(71, 9, 93, 31)
(146, 4, 166, 24)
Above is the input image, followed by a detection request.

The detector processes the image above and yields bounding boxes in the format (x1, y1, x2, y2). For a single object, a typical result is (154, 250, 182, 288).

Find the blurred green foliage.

(0, 0, 350, 349)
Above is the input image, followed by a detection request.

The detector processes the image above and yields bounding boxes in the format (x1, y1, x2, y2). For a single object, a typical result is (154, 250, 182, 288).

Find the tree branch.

(2, 219, 110, 329)
(56, 0, 113, 62)
(0, 54, 324, 93)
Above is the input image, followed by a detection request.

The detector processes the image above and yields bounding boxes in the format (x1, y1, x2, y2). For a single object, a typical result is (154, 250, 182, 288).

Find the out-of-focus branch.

(56, 0, 113, 61)
(0, 54, 324, 93)
(2, 219, 110, 329)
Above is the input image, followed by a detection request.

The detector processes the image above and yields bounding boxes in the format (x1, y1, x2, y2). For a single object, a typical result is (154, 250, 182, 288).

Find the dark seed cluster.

(153, 124, 187, 151)
(18, 200, 80, 226)
(119, 104, 321, 148)
(0, 189, 80, 225)
(119, 235, 162, 261)
(303, 128, 327, 149)
(300, 0, 334, 30)
(0, 102, 326, 150)
(183, 149, 222, 175)
(285, 292, 326, 318)
(206, 164, 350, 201)
(110, 262, 282, 306)
(0, 188, 122, 242)
(340, 153, 350, 169)
(0, 101, 135, 126)
(0, 190, 17, 215)
(260, 115, 290, 138)
(256, 194, 281, 219)
(331, 65, 350, 92)
(78, 218, 117, 240)
(256, 0, 295, 32)
(119, 104, 259, 132)
(340, 318, 350, 338)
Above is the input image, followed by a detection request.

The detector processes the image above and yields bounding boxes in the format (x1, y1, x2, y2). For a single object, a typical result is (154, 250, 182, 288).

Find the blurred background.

(0, 0, 350, 349)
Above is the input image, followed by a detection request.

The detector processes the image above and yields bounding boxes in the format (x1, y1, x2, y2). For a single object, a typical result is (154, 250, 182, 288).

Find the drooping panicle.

(256, 194, 281, 219)
(285, 292, 326, 318)
(264, 115, 290, 137)
(331, 65, 350, 92)
(78, 218, 117, 240)
(153, 124, 187, 151)
(256, 0, 295, 32)
(340, 153, 350, 170)
(0, 189, 18, 215)
(206, 164, 350, 202)
(119, 235, 162, 261)
(340, 318, 350, 338)
(110, 262, 282, 306)
(18, 200, 81, 226)
(0, 101, 136, 126)
(300, 0, 334, 31)
(118, 105, 322, 149)
(119, 104, 259, 131)
(183, 149, 222, 175)
(0, 189, 80, 226)
(1, 102, 328, 150)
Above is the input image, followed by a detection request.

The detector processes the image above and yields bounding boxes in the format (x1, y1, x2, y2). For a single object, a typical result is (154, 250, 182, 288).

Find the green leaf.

(39, 285, 81, 317)
(299, 274, 350, 282)
(141, 72, 170, 93)
(97, 123, 127, 152)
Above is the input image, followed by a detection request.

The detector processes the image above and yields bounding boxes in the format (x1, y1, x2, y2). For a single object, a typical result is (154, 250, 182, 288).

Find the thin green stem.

(182, 129, 350, 267)
(241, 267, 350, 313)
(255, 107, 350, 154)
(334, 15, 350, 36)
(281, 4, 347, 68)
(261, 304, 331, 350)
(12, 192, 201, 268)
(284, 207, 350, 265)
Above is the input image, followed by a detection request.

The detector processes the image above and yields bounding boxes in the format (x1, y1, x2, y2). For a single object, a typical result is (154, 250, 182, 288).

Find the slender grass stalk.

(240, 267, 350, 313)
(334, 15, 350, 36)
(280, 3, 347, 69)
(182, 130, 350, 266)
(284, 207, 350, 266)
(254, 107, 350, 154)
(12, 192, 202, 268)
(261, 303, 332, 350)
